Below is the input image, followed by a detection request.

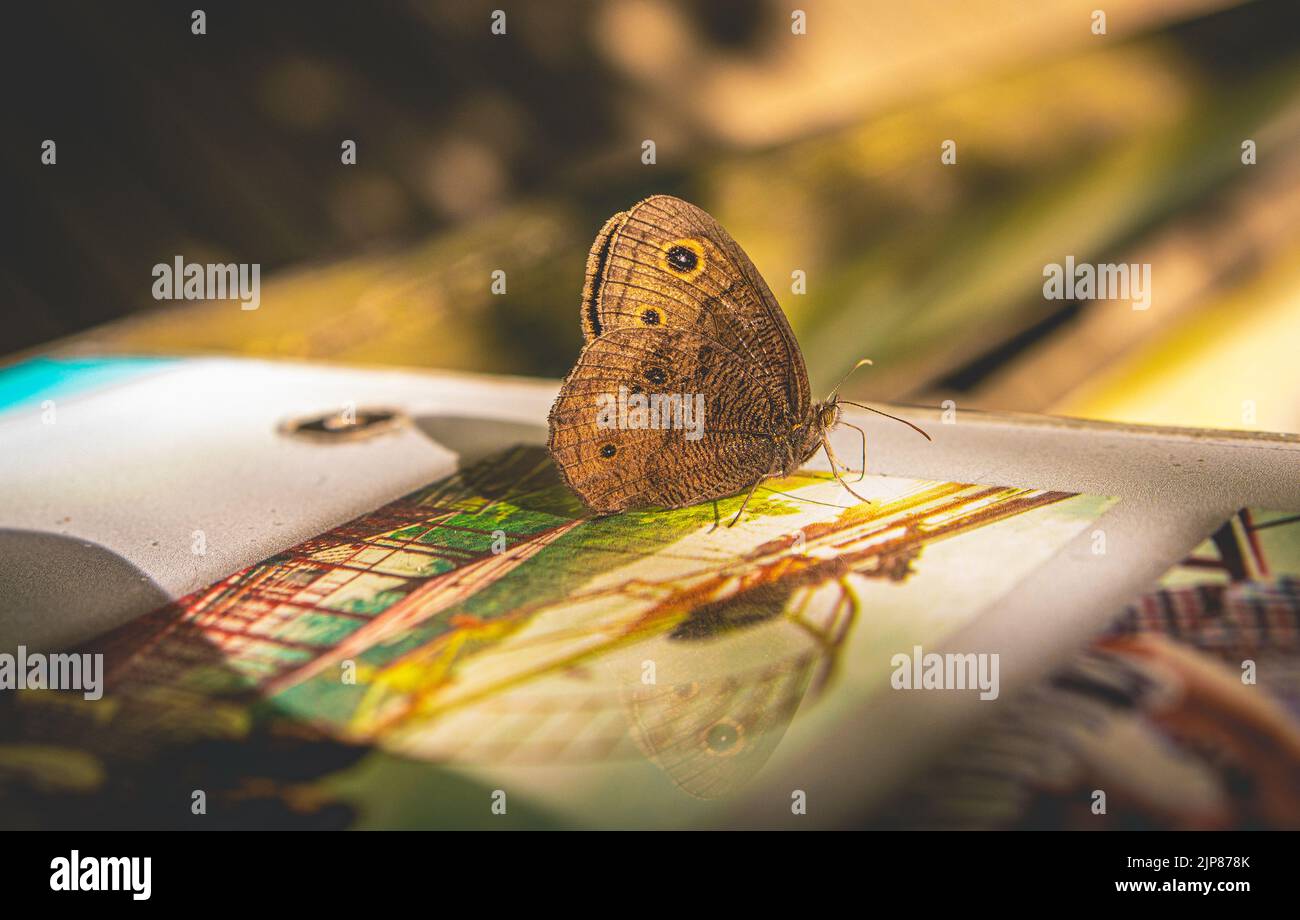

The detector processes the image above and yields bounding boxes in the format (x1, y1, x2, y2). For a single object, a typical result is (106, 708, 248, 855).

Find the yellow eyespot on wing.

(659, 237, 707, 282)
(638, 306, 665, 326)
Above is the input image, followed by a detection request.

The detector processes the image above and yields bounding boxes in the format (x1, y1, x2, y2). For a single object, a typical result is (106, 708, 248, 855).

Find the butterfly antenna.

(836, 400, 932, 441)
(827, 358, 873, 401)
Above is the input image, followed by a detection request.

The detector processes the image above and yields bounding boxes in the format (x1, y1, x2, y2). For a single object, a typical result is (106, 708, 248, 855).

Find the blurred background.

(5, 0, 1300, 433)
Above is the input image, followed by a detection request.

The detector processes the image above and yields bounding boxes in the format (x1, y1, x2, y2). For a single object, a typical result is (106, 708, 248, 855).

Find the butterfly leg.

(726, 477, 766, 528)
(709, 499, 721, 533)
(822, 438, 872, 505)
(840, 421, 869, 482)
(823, 436, 853, 478)
(823, 433, 868, 485)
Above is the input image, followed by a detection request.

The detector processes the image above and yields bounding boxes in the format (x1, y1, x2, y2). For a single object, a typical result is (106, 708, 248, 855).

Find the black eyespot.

(600, 443, 617, 458)
(705, 721, 742, 754)
(640, 309, 661, 326)
(645, 366, 667, 386)
(673, 682, 700, 701)
(666, 245, 698, 273)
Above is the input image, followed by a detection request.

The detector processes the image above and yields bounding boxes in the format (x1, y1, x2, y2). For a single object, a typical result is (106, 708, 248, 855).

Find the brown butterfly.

(547, 195, 928, 525)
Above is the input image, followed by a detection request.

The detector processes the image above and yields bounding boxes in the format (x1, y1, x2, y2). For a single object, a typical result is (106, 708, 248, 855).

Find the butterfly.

(547, 195, 928, 525)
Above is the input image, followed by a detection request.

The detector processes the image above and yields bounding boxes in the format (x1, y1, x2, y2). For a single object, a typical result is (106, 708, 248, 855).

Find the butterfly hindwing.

(547, 326, 783, 513)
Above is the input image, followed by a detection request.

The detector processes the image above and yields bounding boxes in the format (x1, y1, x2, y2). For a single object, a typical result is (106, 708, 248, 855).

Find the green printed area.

(271, 458, 821, 725)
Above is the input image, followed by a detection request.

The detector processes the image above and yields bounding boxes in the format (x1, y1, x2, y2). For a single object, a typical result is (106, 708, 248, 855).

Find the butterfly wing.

(622, 661, 815, 800)
(547, 326, 784, 512)
(579, 195, 810, 428)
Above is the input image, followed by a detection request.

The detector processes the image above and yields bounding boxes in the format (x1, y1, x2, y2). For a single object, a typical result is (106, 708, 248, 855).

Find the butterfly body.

(548, 195, 849, 516)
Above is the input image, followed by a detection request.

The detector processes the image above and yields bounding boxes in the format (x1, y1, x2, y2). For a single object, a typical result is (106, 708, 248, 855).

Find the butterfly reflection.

(618, 576, 857, 799)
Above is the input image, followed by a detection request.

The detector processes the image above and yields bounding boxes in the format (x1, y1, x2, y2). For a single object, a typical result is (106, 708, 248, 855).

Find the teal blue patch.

(0, 357, 177, 415)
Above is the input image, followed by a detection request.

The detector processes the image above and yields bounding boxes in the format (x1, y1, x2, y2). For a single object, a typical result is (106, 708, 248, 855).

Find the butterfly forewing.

(584, 196, 809, 423)
(580, 209, 627, 342)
